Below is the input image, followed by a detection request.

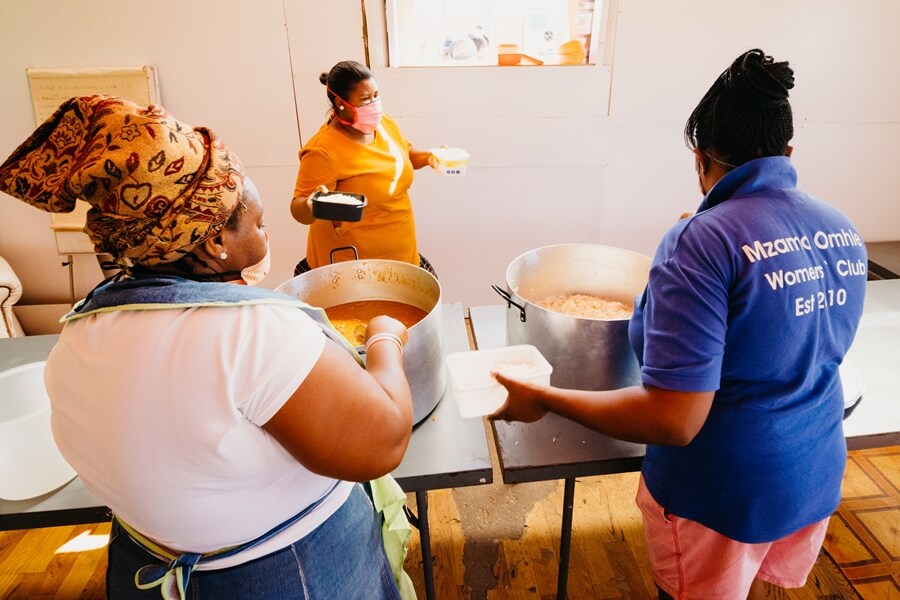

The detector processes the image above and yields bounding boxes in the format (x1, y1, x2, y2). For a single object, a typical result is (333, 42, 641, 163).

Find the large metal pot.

(277, 260, 444, 425)
(493, 244, 651, 391)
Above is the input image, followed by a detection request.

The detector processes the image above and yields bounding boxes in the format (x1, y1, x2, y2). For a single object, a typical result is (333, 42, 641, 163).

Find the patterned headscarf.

(0, 95, 244, 268)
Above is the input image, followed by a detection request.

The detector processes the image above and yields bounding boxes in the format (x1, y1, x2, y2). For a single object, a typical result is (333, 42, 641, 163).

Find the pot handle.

(491, 284, 527, 323)
(329, 246, 359, 264)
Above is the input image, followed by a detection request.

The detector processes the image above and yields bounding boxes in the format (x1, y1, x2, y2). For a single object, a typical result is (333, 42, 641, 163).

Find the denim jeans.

(106, 484, 402, 599)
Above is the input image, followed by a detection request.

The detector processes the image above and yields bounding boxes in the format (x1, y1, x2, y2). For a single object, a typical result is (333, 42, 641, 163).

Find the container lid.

(446, 345, 552, 418)
(430, 147, 469, 161)
(446, 345, 551, 391)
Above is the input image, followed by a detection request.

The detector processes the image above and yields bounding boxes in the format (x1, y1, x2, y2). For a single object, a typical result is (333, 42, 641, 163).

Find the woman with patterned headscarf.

(0, 95, 415, 599)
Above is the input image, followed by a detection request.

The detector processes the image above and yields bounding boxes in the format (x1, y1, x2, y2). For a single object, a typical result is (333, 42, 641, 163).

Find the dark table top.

(392, 303, 494, 491)
(0, 303, 493, 530)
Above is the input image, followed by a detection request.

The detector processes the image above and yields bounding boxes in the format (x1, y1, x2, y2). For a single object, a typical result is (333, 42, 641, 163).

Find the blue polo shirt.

(629, 156, 867, 543)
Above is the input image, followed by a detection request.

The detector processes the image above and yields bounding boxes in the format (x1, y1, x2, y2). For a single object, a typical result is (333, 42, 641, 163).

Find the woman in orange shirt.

(290, 60, 437, 276)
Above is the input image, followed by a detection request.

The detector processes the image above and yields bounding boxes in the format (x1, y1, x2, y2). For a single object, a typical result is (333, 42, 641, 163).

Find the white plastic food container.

(430, 147, 470, 176)
(446, 344, 552, 418)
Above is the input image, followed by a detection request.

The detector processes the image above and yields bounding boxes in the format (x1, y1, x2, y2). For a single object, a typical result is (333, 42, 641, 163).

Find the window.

(382, 0, 607, 67)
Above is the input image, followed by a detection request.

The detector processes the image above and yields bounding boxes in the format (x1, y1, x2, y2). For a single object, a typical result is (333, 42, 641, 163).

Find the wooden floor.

(822, 446, 900, 599)
(1, 447, 899, 599)
(405, 473, 865, 600)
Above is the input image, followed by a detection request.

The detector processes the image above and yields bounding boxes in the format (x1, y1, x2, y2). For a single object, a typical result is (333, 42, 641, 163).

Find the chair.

(0, 256, 26, 338)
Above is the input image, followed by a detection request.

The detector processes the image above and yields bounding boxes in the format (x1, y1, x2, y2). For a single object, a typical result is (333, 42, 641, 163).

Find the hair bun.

(318, 73, 328, 86)
(726, 48, 794, 108)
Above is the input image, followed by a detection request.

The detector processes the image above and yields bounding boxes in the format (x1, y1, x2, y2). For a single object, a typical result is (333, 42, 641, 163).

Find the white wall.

(1, 0, 898, 326)
(363, 0, 900, 307)
(0, 0, 302, 309)
(604, 0, 900, 249)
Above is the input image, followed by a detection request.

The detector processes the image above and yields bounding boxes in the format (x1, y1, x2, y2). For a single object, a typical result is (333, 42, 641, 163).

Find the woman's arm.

(263, 316, 413, 482)
(492, 373, 714, 446)
(409, 147, 435, 170)
(290, 184, 328, 225)
(291, 145, 338, 225)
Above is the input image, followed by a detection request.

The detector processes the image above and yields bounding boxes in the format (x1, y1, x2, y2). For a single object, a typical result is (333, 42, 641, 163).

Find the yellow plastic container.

(430, 147, 470, 176)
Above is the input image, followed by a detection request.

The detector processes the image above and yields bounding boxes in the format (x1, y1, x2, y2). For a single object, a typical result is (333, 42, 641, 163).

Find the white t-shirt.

(45, 303, 354, 569)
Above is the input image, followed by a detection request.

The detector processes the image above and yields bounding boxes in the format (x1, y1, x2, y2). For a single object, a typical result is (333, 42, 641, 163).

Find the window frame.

(364, 0, 618, 70)
(361, 0, 619, 119)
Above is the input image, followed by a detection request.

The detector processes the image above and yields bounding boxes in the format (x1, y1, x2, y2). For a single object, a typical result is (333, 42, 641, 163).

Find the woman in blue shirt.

(493, 49, 867, 599)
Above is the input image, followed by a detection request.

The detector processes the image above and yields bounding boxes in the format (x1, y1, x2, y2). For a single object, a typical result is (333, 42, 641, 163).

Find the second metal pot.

(494, 244, 651, 391)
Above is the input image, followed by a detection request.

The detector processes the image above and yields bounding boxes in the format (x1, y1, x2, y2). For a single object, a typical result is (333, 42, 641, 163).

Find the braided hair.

(320, 60, 373, 110)
(684, 49, 795, 169)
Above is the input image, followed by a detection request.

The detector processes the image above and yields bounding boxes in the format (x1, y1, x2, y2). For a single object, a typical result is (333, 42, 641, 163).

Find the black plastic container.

(310, 191, 367, 222)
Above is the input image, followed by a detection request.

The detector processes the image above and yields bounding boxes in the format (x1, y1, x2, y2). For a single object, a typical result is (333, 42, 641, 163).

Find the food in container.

(276, 259, 444, 425)
(325, 299, 429, 346)
(446, 344, 552, 418)
(430, 147, 470, 176)
(536, 293, 633, 320)
(310, 190, 367, 222)
(492, 244, 651, 391)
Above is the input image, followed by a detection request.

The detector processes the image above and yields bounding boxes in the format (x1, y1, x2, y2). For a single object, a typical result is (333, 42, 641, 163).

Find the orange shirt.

(294, 115, 418, 269)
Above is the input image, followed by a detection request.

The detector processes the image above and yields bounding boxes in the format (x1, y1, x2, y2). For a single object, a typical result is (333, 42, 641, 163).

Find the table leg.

(416, 489, 435, 600)
(557, 477, 576, 600)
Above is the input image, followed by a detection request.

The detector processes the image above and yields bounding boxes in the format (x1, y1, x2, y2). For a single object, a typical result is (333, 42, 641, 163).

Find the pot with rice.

(492, 244, 651, 391)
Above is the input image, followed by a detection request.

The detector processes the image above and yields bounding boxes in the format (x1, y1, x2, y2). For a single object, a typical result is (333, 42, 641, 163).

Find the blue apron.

(64, 273, 363, 361)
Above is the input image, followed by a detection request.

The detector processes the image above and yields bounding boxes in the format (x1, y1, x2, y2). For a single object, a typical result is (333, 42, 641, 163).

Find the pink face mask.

(240, 241, 270, 286)
(349, 99, 383, 134)
(331, 87, 383, 135)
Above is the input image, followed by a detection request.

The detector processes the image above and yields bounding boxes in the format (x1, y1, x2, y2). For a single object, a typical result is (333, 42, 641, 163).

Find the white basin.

(0, 361, 77, 500)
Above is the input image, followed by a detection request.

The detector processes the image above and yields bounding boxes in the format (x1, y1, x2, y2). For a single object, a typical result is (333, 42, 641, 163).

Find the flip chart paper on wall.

(26, 66, 160, 253)
(27, 65, 159, 124)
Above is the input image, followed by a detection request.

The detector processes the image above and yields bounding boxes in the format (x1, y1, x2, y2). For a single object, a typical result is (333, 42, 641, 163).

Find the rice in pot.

(536, 293, 633, 320)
